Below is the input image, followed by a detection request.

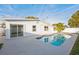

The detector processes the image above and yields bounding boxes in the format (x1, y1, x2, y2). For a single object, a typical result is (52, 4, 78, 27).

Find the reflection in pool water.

(40, 34, 66, 46)
(44, 37, 49, 43)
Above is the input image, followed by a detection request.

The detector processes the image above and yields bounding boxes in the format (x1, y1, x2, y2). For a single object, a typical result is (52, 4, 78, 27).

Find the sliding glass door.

(10, 25, 17, 37)
(18, 25, 23, 36)
(10, 24, 23, 37)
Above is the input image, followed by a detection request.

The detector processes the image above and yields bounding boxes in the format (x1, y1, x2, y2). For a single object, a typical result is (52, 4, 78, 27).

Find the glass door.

(10, 24, 23, 37)
(18, 25, 23, 36)
(10, 24, 17, 37)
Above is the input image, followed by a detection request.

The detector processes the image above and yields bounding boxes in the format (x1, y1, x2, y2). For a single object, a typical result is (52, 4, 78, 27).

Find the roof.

(5, 19, 40, 21)
(4, 17, 40, 21)
(3, 17, 52, 26)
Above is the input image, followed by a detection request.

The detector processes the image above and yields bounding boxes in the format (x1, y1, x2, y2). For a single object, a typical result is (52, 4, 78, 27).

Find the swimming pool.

(39, 34, 66, 46)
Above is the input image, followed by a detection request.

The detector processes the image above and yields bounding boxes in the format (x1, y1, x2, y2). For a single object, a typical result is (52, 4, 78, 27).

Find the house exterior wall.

(5, 20, 54, 39)
(62, 28, 79, 33)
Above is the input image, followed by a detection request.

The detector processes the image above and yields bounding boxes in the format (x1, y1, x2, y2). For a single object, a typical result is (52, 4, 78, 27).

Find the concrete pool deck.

(0, 34, 78, 55)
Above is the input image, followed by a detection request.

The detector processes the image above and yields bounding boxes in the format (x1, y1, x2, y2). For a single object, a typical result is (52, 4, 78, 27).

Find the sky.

(0, 4, 79, 24)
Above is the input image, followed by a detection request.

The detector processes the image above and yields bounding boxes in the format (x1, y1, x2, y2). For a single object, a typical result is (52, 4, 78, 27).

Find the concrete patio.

(0, 34, 78, 55)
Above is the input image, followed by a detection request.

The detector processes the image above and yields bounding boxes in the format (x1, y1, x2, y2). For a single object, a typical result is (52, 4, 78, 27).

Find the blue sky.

(0, 4, 79, 24)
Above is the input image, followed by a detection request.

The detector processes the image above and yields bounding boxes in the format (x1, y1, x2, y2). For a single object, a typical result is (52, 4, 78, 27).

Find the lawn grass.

(70, 34, 79, 55)
(0, 43, 3, 50)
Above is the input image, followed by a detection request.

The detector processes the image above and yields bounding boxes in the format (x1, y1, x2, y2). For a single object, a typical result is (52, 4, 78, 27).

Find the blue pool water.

(51, 34, 66, 46)
(41, 34, 66, 46)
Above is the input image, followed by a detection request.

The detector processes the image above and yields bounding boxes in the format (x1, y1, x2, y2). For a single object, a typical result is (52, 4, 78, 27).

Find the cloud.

(48, 4, 79, 24)
(38, 5, 56, 16)
(0, 4, 79, 23)
(53, 4, 79, 16)
(0, 4, 18, 18)
(5, 4, 14, 11)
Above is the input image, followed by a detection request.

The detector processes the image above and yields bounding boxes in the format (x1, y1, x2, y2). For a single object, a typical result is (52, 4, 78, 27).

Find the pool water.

(40, 34, 66, 46)
(44, 37, 49, 43)
(51, 34, 66, 46)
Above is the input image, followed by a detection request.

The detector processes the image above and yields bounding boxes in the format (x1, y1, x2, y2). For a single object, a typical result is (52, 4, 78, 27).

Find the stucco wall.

(62, 28, 79, 33)
(5, 21, 54, 39)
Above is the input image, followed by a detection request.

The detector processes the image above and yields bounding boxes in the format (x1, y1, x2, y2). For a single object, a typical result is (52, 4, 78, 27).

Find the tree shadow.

(0, 43, 4, 50)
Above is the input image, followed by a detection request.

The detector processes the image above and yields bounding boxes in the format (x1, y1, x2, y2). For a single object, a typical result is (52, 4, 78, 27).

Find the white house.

(1, 17, 79, 39)
(4, 17, 55, 39)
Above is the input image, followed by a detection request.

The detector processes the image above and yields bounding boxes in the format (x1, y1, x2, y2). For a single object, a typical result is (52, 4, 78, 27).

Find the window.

(44, 26, 48, 31)
(32, 25, 36, 31)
